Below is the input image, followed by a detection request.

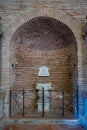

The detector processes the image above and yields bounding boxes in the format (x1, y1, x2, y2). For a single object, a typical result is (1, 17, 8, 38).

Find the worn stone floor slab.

(4, 124, 84, 130)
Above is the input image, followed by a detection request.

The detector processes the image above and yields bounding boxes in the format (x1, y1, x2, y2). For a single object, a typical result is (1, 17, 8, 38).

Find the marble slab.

(38, 66, 50, 77)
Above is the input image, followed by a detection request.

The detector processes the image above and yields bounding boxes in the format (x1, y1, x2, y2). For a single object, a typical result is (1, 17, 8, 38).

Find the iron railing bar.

(62, 91, 64, 117)
(23, 89, 25, 117)
(42, 88, 45, 117)
(3, 97, 5, 116)
(9, 90, 12, 117)
(76, 88, 79, 118)
(9, 89, 75, 119)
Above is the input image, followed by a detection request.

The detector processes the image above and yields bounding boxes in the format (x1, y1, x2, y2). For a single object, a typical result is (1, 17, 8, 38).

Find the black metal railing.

(9, 89, 75, 118)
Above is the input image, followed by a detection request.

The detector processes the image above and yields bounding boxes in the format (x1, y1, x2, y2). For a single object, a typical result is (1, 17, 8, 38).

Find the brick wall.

(9, 16, 77, 113)
(10, 17, 77, 91)
(0, 0, 86, 117)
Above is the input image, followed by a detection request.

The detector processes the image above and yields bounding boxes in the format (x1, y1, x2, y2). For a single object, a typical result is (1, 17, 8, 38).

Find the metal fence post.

(23, 89, 25, 117)
(62, 91, 64, 117)
(3, 97, 5, 117)
(9, 90, 12, 117)
(42, 87, 45, 117)
(76, 88, 79, 118)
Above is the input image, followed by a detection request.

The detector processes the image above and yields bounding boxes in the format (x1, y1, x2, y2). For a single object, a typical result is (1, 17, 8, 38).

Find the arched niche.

(10, 16, 77, 115)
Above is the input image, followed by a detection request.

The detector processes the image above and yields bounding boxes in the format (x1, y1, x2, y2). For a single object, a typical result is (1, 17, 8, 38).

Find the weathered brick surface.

(10, 17, 77, 91)
(0, 0, 87, 117)
(0, 0, 87, 24)
(9, 16, 77, 114)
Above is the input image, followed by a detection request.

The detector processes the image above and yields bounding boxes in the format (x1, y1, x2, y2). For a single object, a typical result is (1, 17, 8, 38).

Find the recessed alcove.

(10, 16, 77, 117)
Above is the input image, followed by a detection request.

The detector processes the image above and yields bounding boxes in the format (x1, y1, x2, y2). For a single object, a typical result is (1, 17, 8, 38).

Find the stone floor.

(4, 124, 84, 130)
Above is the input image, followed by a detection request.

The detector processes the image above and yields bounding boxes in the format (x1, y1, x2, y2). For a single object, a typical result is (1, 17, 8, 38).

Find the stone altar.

(36, 83, 51, 112)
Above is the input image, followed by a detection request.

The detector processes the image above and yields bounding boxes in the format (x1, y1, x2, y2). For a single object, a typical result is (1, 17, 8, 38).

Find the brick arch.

(11, 16, 77, 51)
(8, 7, 82, 69)
(10, 15, 78, 115)
(6, 7, 81, 42)
(7, 7, 83, 71)
(7, 7, 84, 116)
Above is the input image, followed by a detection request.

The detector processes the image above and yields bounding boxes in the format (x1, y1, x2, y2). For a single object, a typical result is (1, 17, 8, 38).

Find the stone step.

(6, 118, 79, 125)
(4, 124, 84, 130)
(5, 118, 83, 130)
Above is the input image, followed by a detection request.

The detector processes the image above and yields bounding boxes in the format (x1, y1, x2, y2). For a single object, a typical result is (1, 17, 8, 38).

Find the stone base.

(37, 103, 50, 112)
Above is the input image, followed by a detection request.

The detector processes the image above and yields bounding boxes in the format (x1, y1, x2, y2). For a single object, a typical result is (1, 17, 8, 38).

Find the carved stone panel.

(38, 66, 50, 77)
